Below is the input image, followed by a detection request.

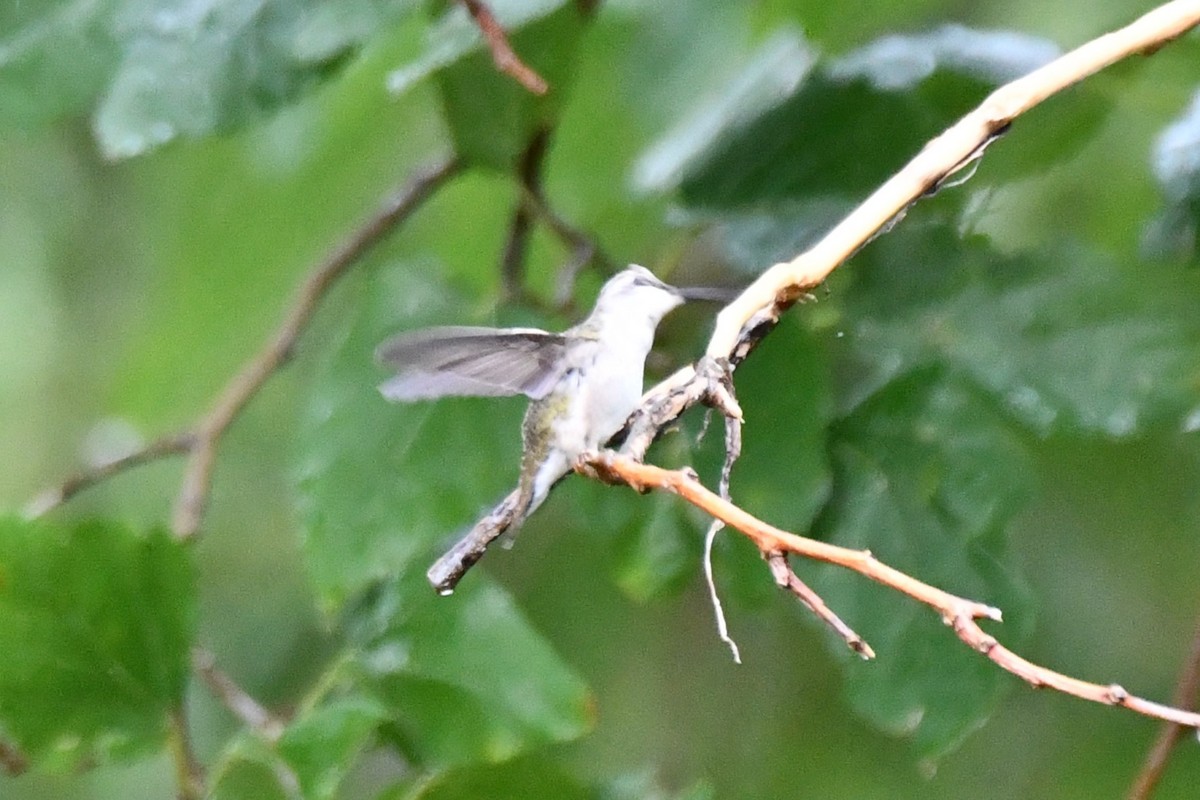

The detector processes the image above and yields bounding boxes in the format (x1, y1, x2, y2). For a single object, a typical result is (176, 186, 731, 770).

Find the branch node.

(975, 634, 999, 655)
(1107, 684, 1130, 704)
(193, 648, 286, 742)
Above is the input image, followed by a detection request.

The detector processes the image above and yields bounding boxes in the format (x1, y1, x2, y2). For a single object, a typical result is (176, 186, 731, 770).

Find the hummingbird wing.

(375, 326, 569, 401)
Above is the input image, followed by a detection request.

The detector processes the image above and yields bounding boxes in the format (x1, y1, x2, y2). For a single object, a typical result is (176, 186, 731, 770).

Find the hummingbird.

(375, 265, 722, 534)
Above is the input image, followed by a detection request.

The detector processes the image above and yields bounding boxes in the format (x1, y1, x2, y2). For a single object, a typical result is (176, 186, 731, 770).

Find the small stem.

(460, 0, 549, 94)
(1127, 614, 1200, 799)
(24, 432, 194, 518)
(168, 707, 204, 800)
(193, 648, 286, 742)
(767, 552, 874, 659)
(500, 127, 552, 301)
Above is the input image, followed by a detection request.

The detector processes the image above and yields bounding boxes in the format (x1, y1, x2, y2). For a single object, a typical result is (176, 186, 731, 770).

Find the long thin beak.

(676, 285, 741, 303)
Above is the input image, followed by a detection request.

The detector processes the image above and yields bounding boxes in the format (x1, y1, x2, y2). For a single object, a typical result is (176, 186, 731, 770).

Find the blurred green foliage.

(2, 0, 1200, 798)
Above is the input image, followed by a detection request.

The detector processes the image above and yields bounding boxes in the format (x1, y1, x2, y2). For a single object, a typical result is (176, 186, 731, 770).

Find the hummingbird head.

(591, 265, 687, 326)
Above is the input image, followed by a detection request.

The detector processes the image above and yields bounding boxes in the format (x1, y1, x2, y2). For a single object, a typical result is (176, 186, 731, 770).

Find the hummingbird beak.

(675, 285, 740, 304)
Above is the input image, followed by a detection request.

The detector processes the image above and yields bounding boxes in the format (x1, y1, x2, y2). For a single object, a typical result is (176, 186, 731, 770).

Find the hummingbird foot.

(577, 450, 653, 493)
(573, 449, 607, 481)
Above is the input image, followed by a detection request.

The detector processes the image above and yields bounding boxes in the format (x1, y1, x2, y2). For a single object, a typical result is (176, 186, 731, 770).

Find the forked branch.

(172, 156, 461, 538)
(26, 156, 461, 537)
(589, 451, 1200, 731)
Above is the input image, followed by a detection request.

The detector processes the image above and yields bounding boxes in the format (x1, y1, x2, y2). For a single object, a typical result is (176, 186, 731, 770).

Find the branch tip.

(460, 0, 549, 94)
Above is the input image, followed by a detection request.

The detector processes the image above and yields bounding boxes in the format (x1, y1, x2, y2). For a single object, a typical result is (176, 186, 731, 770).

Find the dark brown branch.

(193, 648, 285, 741)
(172, 156, 461, 539)
(589, 451, 1200, 730)
(500, 127, 553, 301)
(517, 184, 612, 308)
(25, 431, 193, 518)
(499, 125, 611, 309)
(499, 197, 535, 302)
(0, 738, 28, 776)
(1127, 615, 1200, 799)
(460, 0, 549, 95)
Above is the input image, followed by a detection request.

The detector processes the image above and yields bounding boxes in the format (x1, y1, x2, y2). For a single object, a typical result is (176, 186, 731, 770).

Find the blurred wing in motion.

(376, 326, 568, 401)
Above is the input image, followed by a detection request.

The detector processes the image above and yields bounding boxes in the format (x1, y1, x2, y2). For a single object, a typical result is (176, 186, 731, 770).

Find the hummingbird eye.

(629, 271, 669, 291)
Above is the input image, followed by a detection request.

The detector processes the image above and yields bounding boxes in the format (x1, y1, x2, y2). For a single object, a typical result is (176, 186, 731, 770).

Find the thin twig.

(500, 126, 552, 302)
(193, 649, 286, 742)
(1127, 615, 1200, 799)
(168, 706, 205, 800)
(588, 451, 1200, 730)
(499, 159, 541, 301)
(460, 0, 549, 95)
(518, 184, 612, 308)
(766, 552, 874, 660)
(24, 432, 194, 518)
(702, 515, 740, 663)
(501, 124, 611, 309)
(171, 156, 461, 539)
(703, 366, 744, 662)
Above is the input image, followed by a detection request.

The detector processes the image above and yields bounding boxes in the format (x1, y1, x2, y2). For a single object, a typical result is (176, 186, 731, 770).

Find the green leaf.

(279, 696, 389, 800)
(751, 0, 955, 50)
(0, 0, 421, 157)
(650, 26, 1102, 209)
(1143, 88, 1200, 262)
(632, 29, 816, 196)
(0, 0, 119, 125)
(599, 769, 714, 800)
(0, 516, 195, 770)
(351, 574, 594, 768)
(209, 734, 291, 800)
(674, 199, 855, 276)
(297, 265, 529, 610)
(812, 373, 1035, 760)
(840, 223, 1200, 436)
(382, 756, 591, 800)
(210, 695, 388, 800)
(611, 490, 700, 603)
(95, 0, 420, 159)
(298, 265, 593, 768)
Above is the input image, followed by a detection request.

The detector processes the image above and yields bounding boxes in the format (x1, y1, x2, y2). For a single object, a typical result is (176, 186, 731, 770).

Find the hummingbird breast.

(517, 323, 654, 517)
